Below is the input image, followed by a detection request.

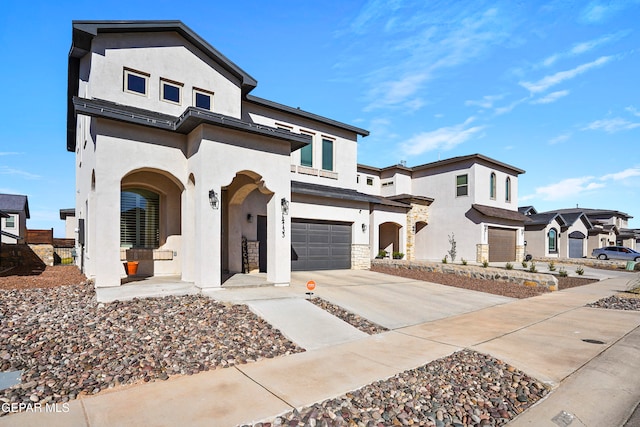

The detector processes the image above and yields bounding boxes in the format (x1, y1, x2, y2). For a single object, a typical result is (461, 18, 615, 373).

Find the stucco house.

(520, 207, 592, 258)
(0, 194, 30, 244)
(67, 20, 527, 289)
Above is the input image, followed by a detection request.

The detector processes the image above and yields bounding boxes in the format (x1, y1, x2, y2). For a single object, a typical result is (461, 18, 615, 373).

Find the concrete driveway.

(289, 269, 513, 329)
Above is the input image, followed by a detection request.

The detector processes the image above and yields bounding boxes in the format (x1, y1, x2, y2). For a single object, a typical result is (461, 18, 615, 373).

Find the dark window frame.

(456, 174, 468, 197)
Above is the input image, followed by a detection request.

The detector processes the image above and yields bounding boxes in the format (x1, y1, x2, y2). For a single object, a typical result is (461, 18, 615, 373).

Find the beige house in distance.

(67, 21, 528, 289)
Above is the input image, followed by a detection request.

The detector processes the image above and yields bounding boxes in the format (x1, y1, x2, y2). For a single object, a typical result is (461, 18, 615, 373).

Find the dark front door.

(257, 215, 267, 272)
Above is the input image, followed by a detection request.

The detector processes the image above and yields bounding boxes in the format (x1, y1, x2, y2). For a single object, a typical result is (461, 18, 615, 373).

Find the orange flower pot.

(123, 261, 139, 275)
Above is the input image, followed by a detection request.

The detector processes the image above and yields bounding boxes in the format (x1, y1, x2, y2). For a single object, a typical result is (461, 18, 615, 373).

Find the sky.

(1, 0, 639, 236)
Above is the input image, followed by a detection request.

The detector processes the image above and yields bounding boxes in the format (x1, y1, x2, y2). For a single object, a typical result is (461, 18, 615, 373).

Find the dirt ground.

(0, 266, 87, 290)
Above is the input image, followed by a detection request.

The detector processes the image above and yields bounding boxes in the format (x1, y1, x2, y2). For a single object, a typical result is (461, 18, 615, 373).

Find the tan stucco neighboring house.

(67, 20, 529, 289)
(0, 194, 29, 244)
(520, 209, 566, 259)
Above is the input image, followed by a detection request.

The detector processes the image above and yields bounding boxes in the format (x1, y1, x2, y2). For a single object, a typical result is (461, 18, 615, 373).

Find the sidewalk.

(2, 276, 639, 426)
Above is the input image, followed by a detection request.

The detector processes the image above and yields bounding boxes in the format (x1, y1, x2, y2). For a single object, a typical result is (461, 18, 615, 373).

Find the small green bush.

(505, 262, 513, 270)
(548, 261, 556, 271)
(482, 260, 489, 268)
(442, 255, 448, 264)
(528, 261, 537, 273)
(377, 250, 388, 258)
(461, 258, 467, 265)
(392, 252, 404, 260)
(521, 260, 528, 268)
(576, 266, 584, 276)
(558, 268, 568, 277)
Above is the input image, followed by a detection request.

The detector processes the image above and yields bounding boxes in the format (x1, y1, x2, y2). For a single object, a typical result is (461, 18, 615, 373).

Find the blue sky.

(1, 0, 639, 235)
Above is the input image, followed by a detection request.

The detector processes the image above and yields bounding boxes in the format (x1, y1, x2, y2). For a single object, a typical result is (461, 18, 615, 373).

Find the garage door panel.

(569, 238, 584, 258)
(488, 227, 516, 262)
(291, 220, 352, 271)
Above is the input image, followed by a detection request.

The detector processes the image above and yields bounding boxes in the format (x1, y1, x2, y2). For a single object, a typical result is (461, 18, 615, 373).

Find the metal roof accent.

(245, 95, 370, 137)
(72, 97, 310, 152)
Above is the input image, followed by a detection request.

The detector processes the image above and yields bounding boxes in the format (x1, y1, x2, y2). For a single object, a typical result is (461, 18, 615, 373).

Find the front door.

(257, 215, 267, 272)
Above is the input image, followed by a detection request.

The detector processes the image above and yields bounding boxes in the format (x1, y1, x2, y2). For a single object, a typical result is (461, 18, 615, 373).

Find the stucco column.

(181, 182, 195, 282)
(267, 194, 290, 286)
(93, 175, 121, 287)
(194, 185, 221, 288)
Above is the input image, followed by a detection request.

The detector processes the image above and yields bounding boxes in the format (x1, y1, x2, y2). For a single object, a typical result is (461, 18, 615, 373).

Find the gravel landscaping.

(0, 278, 302, 415)
(309, 297, 389, 335)
(586, 294, 640, 311)
(249, 349, 549, 427)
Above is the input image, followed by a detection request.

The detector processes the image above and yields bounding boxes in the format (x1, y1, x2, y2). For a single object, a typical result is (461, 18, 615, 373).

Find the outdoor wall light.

(247, 213, 253, 223)
(362, 223, 367, 232)
(209, 189, 219, 210)
(281, 197, 289, 215)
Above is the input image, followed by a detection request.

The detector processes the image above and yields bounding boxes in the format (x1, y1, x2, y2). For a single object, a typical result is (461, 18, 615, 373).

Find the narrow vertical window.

(490, 172, 496, 199)
(548, 228, 558, 253)
(300, 135, 313, 167)
(505, 177, 511, 202)
(5, 215, 15, 228)
(456, 174, 468, 196)
(322, 139, 333, 171)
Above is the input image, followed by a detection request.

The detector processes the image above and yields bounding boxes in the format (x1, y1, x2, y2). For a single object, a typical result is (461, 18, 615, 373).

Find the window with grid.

(456, 174, 468, 197)
(121, 189, 160, 249)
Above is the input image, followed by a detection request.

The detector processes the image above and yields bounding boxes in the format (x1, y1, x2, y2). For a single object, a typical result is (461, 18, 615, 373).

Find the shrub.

(448, 233, 457, 262)
(505, 262, 513, 270)
(521, 260, 528, 268)
(392, 252, 404, 260)
(576, 266, 584, 276)
(528, 261, 537, 273)
(548, 261, 556, 271)
(558, 268, 568, 277)
(482, 260, 489, 268)
(442, 255, 448, 264)
(461, 258, 467, 265)
(377, 250, 388, 258)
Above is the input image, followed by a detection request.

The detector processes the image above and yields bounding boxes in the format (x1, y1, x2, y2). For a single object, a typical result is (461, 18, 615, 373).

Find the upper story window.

(193, 87, 214, 111)
(505, 177, 511, 202)
(548, 228, 558, 253)
(322, 138, 334, 171)
(381, 181, 394, 187)
(366, 177, 374, 186)
(124, 68, 149, 96)
(5, 215, 15, 228)
(456, 174, 468, 197)
(356, 175, 360, 184)
(490, 172, 496, 200)
(160, 78, 183, 105)
(299, 132, 313, 167)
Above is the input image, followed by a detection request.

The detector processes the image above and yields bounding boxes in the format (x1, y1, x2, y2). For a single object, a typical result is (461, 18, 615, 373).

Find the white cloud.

(531, 90, 569, 104)
(364, 73, 429, 111)
(494, 97, 528, 115)
(0, 166, 40, 179)
(626, 106, 640, 117)
(582, 118, 640, 133)
(601, 168, 640, 181)
(527, 176, 605, 201)
(400, 117, 485, 156)
(520, 56, 613, 93)
(465, 94, 505, 109)
(579, 0, 636, 23)
(0, 152, 21, 156)
(549, 133, 571, 145)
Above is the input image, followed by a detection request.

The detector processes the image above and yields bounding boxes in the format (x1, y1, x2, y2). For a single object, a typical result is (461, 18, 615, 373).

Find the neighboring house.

(67, 21, 527, 289)
(0, 194, 29, 244)
(59, 208, 76, 239)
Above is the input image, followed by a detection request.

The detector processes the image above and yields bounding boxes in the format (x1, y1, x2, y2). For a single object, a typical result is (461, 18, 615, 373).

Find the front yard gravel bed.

(249, 349, 549, 427)
(586, 295, 640, 311)
(0, 282, 302, 415)
(309, 297, 389, 335)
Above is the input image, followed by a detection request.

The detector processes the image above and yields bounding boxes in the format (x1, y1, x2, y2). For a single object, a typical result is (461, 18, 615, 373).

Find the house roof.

(518, 206, 537, 215)
(246, 96, 369, 137)
(0, 194, 30, 218)
(59, 208, 75, 220)
(524, 212, 567, 227)
(558, 212, 593, 229)
(471, 204, 529, 223)
(386, 194, 434, 205)
(72, 97, 311, 152)
(0, 210, 9, 218)
(540, 207, 633, 220)
(359, 154, 525, 176)
(291, 181, 409, 208)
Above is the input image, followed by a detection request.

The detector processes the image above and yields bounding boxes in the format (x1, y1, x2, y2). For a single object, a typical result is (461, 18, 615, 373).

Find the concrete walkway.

(2, 274, 640, 426)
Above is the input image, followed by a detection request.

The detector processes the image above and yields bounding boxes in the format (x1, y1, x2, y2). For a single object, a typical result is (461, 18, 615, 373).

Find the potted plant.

(123, 261, 139, 275)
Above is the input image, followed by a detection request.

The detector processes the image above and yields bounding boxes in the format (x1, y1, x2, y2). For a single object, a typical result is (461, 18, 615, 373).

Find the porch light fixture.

(362, 223, 367, 232)
(246, 213, 253, 223)
(281, 197, 289, 215)
(209, 189, 219, 210)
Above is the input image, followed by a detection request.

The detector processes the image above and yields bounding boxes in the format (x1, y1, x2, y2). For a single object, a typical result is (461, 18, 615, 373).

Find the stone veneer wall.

(405, 203, 430, 261)
(351, 244, 371, 270)
(476, 244, 489, 263)
(516, 245, 525, 263)
(28, 244, 54, 267)
(532, 256, 628, 269)
(247, 241, 259, 273)
(373, 259, 558, 290)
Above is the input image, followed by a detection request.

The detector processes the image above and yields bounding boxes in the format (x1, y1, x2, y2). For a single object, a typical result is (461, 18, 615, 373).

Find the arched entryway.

(379, 221, 403, 258)
(222, 171, 274, 282)
(120, 169, 184, 277)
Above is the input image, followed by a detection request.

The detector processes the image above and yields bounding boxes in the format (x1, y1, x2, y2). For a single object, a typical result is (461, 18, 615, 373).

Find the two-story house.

(0, 194, 30, 244)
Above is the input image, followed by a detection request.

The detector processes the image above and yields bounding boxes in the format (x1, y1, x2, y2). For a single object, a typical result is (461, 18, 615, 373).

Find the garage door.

(488, 227, 516, 262)
(291, 220, 352, 271)
(568, 231, 585, 258)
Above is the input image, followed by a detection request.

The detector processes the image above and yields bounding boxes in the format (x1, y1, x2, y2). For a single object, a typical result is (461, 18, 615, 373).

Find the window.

(124, 68, 149, 96)
(160, 79, 182, 104)
(456, 174, 468, 196)
(505, 177, 511, 202)
(193, 88, 213, 110)
(366, 177, 373, 186)
(490, 172, 496, 199)
(121, 189, 160, 249)
(322, 138, 333, 171)
(300, 134, 313, 167)
(548, 228, 558, 253)
(356, 174, 360, 184)
(5, 215, 15, 228)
